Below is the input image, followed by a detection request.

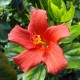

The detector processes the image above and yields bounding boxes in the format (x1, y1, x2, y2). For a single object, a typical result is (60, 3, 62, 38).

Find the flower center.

(30, 34, 46, 45)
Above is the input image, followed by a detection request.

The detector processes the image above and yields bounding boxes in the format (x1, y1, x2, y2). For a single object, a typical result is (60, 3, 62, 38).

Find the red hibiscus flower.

(8, 9, 70, 74)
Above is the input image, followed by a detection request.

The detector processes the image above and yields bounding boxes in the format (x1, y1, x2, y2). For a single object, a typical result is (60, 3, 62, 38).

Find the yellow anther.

(30, 34, 46, 45)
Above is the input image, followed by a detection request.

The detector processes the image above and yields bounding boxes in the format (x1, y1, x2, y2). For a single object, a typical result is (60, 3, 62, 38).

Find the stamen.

(30, 34, 46, 45)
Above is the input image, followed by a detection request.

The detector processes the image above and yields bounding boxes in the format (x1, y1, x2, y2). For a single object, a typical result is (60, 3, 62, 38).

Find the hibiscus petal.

(44, 23, 70, 43)
(8, 25, 36, 49)
(28, 9, 48, 36)
(13, 48, 45, 72)
(42, 42, 67, 75)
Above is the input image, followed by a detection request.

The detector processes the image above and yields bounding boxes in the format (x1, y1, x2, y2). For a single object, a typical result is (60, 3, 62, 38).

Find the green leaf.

(48, 0, 75, 23)
(75, 9, 80, 19)
(0, 20, 10, 29)
(5, 42, 25, 61)
(25, 14, 30, 20)
(17, 74, 23, 80)
(39, 0, 48, 10)
(63, 43, 80, 56)
(0, 8, 3, 13)
(59, 1, 66, 17)
(0, 30, 9, 42)
(48, 0, 66, 23)
(6, 42, 25, 54)
(23, 63, 46, 80)
(50, 2, 61, 22)
(63, 43, 80, 69)
(0, 20, 11, 42)
(51, 0, 62, 8)
(61, 24, 80, 43)
(66, 20, 72, 26)
(23, 0, 34, 12)
(48, 0, 61, 23)
(0, 53, 17, 80)
(0, 0, 12, 7)
(12, 46, 25, 53)
(61, 3, 75, 22)
(39, 0, 44, 9)
(65, 55, 80, 69)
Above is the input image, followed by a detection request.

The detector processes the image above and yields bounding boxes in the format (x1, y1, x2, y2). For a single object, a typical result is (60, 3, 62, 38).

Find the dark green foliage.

(0, 53, 17, 80)
(0, 20, 11, 42)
